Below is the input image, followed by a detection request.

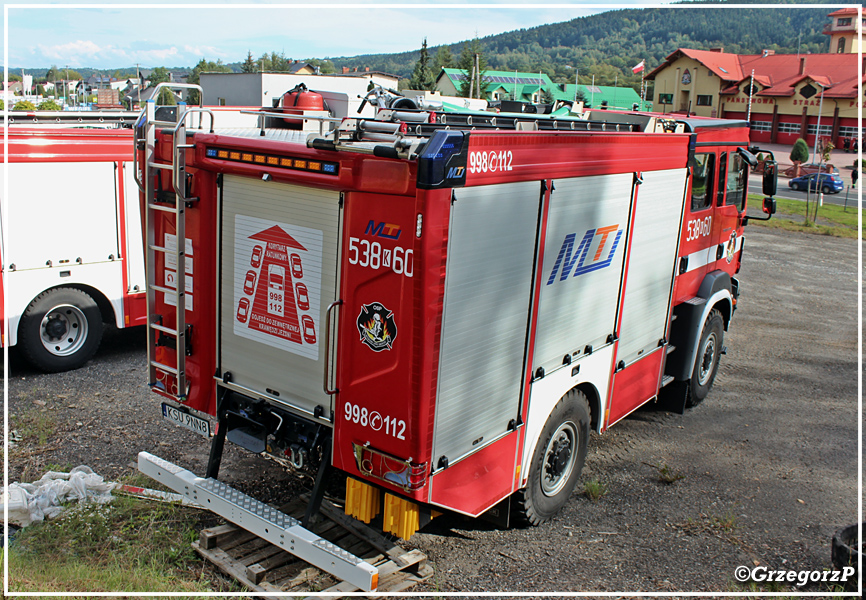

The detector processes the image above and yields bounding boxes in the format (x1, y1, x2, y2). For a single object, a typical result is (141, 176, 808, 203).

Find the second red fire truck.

(136, 84, 777, 591)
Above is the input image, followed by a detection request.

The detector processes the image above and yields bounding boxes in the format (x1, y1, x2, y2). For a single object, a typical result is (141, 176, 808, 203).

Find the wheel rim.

(542, 421, 578, 496)
(697, 332, 717, 386)
(39, 304, 88, 357)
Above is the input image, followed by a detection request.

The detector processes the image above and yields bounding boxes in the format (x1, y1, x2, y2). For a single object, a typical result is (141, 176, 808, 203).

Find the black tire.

(686, 309, 724, 408)
(792, 182, 801, 191)
(18, 287, 104, 373)
(822, 185, 831, 194)
(512, 389, 590, 526)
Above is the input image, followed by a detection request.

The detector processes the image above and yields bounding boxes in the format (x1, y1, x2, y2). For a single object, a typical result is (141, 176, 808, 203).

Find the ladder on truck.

(134, 91, 384, 591)
(133, 83, 213, 402)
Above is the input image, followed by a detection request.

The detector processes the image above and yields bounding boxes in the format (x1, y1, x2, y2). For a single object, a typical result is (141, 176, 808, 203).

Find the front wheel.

(18, 287, 104, 372)
(512, 389, 590, 526)
(686, 309, 724, 408)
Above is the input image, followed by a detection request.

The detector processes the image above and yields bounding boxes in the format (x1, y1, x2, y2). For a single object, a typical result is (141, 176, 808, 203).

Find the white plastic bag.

(2, 466, 115, 527)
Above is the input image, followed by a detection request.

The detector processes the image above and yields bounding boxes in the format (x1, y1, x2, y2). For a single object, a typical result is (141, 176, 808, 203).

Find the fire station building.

(645, 7, 864, 149)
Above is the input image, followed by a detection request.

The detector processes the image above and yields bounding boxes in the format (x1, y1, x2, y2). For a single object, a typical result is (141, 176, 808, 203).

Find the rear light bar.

(205, 146, 339, 175)
(353, 442, 428, 492)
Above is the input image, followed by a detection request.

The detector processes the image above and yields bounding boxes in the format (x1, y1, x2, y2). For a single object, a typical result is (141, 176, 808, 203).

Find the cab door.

(675, 152, 716, 304)
(712, 151, 747, 275)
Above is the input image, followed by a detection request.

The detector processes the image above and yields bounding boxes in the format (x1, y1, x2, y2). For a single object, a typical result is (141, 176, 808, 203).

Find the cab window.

(725, 152, 748, 211)
(689, 153, 715, 212)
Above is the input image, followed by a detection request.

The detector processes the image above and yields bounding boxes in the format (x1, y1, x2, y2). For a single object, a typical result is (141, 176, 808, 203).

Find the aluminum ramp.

(137, 452, 379, 591)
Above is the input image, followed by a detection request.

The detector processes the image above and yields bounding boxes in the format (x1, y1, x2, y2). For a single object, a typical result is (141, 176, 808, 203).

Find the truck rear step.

(138, 451, 379, 591)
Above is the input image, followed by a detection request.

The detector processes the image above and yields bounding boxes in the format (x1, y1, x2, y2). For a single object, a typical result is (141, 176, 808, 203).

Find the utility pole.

(812, 83, 825, 164)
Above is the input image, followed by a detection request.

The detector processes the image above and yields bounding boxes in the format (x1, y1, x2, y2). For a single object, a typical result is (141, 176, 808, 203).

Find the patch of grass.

(6, 495, 240, 593)
(657, 463, 685, 485)
(747, 194, 861, 238)
(583, 478, 608, 501)
(10, 412, 57, 446)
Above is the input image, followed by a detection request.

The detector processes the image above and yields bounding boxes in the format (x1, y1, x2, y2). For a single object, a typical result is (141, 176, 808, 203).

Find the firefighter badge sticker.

(357, 303, 397, 351)
(725, 231, 737, 263)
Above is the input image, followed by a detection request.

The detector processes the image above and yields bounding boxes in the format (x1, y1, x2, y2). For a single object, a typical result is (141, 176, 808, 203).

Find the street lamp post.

(812, 82, 826, 164)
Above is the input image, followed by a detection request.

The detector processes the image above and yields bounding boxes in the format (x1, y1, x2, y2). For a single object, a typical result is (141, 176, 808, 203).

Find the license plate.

(161, 403, 211, 437)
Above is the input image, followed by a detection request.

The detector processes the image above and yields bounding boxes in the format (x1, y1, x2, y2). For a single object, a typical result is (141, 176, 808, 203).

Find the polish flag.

(632, 60, 646, 74)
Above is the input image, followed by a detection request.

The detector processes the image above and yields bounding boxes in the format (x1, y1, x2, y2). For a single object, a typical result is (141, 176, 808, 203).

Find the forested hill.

(329, 0, 849, 87)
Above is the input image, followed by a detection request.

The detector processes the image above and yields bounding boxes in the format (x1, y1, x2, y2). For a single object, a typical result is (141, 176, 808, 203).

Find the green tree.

(187, 58, 233, 103)
(433, 46, 454, 71)
(409, 38, 435, 91)
(241, 50, 257, 73)
(147, 67, 177, 105)
(13, 100, 36, 111)
(0, 99, 4, 110)
(37, 99, 62, 111)
(306, 58, 336, 75)
(790, 138, 809, 164)
(149, 66, 171, 85)
(457, 38, 489, 99)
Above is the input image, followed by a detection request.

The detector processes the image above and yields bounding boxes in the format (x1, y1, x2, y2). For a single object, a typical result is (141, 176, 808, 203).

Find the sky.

(2, 1, 676, 70)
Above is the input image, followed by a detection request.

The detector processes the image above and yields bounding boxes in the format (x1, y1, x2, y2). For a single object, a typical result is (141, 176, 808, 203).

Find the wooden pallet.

(193, 497, 432, 597)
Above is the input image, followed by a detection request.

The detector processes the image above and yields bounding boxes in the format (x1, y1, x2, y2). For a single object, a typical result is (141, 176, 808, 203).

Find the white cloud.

(183, 45, 227, 59)
(37, 40, 111, 61)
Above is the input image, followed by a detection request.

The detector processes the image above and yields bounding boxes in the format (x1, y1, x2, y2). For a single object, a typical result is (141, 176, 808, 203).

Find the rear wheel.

(821, 185, 831, 194)
(512, 389, 590, 525)
(18, 288, 104, 372)
(686, 309, 724, 408)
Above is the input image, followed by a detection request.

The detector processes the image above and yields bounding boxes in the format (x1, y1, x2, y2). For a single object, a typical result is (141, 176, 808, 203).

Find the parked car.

(783, 163, 839, 178)
(788, 172, 845, 194)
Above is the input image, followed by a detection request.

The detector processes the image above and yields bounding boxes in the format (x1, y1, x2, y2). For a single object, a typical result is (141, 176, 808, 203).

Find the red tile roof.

(827, 7, 864, 18)
(647, 48, 862, 99)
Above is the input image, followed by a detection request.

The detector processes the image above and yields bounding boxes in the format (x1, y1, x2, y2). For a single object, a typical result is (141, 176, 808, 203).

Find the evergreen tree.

(790, 138, 809, 164)
(241, 51, 257, 73)
(433, 45, 454, 70)
(409, 38, 435, 90)
(457, 38, 489, 99)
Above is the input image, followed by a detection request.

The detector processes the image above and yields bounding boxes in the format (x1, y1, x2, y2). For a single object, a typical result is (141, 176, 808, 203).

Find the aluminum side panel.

(219, 174, 340, 420)
(433, 180, 542, 466)
(616, 168, 687, 365)
(5, 162, 119, 271)
(532, 174, 633, 373)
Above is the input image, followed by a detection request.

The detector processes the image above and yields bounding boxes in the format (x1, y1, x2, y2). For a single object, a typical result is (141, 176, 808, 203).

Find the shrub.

(37, 99, 62, 111)
(790, 138, 809, 164)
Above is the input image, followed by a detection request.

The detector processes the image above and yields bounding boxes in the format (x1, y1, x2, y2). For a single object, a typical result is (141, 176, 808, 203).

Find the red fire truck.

(136, 85, 777, 591)
(1, 119, 147, 372)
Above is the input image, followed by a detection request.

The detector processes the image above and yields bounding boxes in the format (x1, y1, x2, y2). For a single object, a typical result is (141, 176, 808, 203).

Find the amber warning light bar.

(205, 147, 339, 175)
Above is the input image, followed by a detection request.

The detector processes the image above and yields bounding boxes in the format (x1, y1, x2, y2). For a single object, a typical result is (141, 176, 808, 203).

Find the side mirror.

(762, 197, 776, 215)
(737, 147, 758, 168)
(762, 160, 778, 196)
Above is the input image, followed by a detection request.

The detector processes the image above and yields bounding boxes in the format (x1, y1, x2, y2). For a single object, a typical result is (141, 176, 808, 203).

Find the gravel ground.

(4, 225, 859, 594)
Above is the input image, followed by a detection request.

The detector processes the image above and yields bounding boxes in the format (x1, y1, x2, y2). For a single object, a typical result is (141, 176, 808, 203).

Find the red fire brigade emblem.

(725, 231, 737, 264)
(357, 302, 397, 352)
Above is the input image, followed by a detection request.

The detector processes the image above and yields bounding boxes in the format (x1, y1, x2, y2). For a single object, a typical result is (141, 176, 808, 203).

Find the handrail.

(323, 300, 343, 395)
(171, 108, 215, 199)
(150, 82, 205, 108)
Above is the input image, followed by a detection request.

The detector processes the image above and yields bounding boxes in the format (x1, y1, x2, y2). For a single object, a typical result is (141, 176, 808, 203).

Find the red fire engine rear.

(135, 84, 777, 590)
